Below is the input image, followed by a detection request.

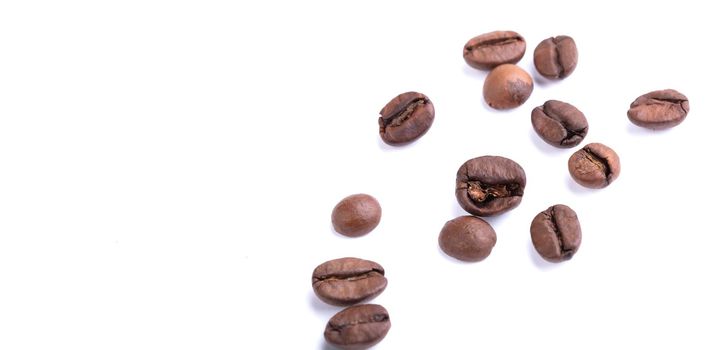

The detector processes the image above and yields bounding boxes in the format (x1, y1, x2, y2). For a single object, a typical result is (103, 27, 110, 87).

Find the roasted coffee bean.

(456, 155, 526, 216)
(534, 35, 578, 79)
(531, 100, 588, 148)
(463, 30, 526, 70)
(324, 304, 391, 350)
(312, 257, 387, 306)
(483, 64, 533, 109)
(627, 89, 689, 129)
(378, 91, 434, 145)
(568, 143, 620, 189)
(530, 204, 582, 263)
(438, 216, 497, 262)
(331, 194, 382, 237)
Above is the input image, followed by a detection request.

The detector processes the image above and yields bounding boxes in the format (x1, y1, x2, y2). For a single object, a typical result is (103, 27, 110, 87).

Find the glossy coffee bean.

(378, 91, 434, 145)
(456, 155, 526, 216)
(331, 194, 381, 237)
(530, 204, 582, 262)
(324, 304, 391, 350)
(534, 35, 578, 79)
(438, 216, 497, 262)
(568, 143, 620, 189)
(627, 89, 689, 129)
(463, 30, 526, 70)
(312, 257, 387, 306)
(483, 64, 533, 109)
(531, 100, 588, 148)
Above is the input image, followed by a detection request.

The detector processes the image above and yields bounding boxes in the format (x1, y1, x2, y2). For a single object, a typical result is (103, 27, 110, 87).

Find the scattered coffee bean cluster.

(312, 30, 690, 349)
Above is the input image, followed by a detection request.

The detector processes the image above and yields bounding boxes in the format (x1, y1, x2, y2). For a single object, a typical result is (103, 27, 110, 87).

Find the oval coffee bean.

(530, 204, 582, 263)
(531, 100, 588, 148)
(324, 304, 391, 350)
(568, 142, 620, 189)
(331, 194, 382, 237)
(463, 30, 526, 70)
(439, 216, 497, 262)
(378, 91, 434, 145)
(312, 257, 387, 306)
(534, 35, 578, 79)
(627, 89, 689, 129)
(483, 64, 533, 109)
(456, 155, 526, 216)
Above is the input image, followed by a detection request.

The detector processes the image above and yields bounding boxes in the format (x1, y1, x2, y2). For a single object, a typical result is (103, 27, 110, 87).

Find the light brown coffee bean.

(568, 143, 620, 189)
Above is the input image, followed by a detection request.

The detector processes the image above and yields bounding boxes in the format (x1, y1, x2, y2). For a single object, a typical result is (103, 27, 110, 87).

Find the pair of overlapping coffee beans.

(314, 30, 690, 349)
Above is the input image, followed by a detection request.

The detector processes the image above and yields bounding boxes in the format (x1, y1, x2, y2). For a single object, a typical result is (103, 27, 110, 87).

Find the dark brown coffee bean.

(438, 216, 497, 262)
(533, 35, 578, 79)
(324, 304, 391, 350)
(331, 194, 381, 237)
(456, 156, 526, 216)
(378, 91, 434, 145)
(312, 257, 387, 306)
(627, 89, 689, 129)
(568, 143, 620, 189)
(530, 204, 582, 263)
(483, 64, 533, 109)
(531, 100, 588, 148)
(463, 30, 526, 70)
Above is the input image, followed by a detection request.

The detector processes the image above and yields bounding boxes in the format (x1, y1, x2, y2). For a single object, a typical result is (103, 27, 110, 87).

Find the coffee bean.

(531, 100, 588, 148)
(568, 143, 620, 189)
(463, 30, 526, 70)
(483, 64, 533, 109)
(331, 194, 381, 237)
(312, 257, 387, 306)
(378, 91, 434, 145)
(627, 89, 689, 129)
(533, 35, 578, 79)
(456, 156, 526, 216)
(324, 304, 391, 350)
(530, 204, 582, 263)
(438, 216, 497, 262)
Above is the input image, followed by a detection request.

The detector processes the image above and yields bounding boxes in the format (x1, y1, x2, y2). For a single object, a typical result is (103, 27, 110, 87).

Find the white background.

(1, 1, 718, 349)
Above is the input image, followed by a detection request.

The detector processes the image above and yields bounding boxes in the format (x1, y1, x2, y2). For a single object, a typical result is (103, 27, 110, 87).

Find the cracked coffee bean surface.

(378, 91, 434, 145)
(312, 257, 387, 306)
(568, 143, 620, 189)
(456, 155, 526, 216)
(531, 204, 582, 263)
